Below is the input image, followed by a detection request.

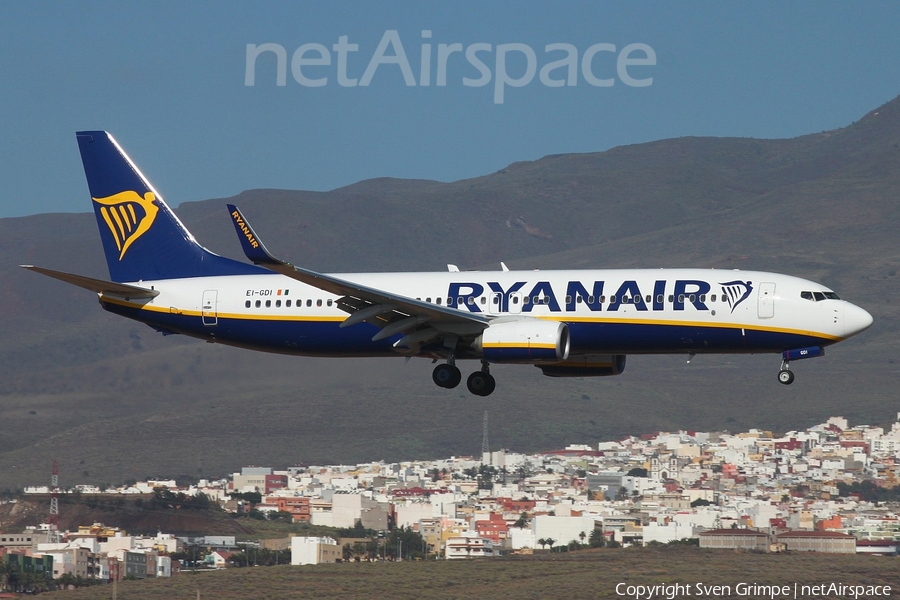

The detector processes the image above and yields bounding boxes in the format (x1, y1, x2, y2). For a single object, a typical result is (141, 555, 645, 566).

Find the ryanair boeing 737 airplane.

(23, 132, 873, 396)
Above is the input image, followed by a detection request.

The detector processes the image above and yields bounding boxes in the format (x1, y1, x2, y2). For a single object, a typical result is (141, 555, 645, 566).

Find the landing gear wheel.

(778, 370, 794, 385)
(433, 364, 462, 389)
(467, 371, 496, 396)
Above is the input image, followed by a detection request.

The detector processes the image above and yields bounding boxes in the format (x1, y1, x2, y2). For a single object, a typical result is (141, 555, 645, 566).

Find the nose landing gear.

(777, 347, 824, 385)
(778, 360, 794, 385)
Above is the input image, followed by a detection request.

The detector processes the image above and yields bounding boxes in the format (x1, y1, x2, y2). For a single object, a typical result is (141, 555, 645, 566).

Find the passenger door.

(202, 290, 218, 325)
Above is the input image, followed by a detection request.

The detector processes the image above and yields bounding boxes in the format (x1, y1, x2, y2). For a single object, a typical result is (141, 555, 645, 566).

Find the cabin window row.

(417, 297, 482, 305)
(244, 299, 334, 309)
(413, 293, 728, 306)
(569, 293, 721, 305)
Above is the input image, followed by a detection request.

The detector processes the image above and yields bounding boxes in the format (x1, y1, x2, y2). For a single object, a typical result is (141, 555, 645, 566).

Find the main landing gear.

(432, 360, 496, 396)
(777, 360, 795, 385)
(432, 362, 462, 389)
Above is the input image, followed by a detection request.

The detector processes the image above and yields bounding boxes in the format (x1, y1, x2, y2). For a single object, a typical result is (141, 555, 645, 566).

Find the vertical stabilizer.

(76, 131, 263, 282)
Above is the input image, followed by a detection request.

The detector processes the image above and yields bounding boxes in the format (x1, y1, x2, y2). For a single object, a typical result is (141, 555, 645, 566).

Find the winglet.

(227, 204, 283, 266)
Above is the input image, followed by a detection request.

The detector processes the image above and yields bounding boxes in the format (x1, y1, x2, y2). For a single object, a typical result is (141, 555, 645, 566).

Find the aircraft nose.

(843, 302, 874, 337)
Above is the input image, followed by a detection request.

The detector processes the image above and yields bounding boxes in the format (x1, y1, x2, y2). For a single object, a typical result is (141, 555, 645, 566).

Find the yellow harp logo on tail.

(93, 191, 159, 260)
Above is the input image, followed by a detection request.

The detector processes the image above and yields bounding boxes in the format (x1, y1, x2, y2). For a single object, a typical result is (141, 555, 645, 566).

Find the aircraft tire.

(777, 370, 794, 385)
(433, 364, 462, 389)
(467, 371, 496, 396)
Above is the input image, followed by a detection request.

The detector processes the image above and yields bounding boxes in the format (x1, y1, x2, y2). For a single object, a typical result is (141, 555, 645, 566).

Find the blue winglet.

(227, 204, 283, 266)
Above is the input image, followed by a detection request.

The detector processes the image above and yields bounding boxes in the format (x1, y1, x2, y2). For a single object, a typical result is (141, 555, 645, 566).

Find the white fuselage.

(100, 268, 871, 358)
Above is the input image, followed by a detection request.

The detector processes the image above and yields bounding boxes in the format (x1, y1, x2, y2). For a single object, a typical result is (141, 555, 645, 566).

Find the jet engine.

(472, 319, 570, 363)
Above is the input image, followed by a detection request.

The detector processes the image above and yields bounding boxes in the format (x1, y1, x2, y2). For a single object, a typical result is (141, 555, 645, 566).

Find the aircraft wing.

(226, 205, 490, 352)
(21, 265, 160, 299)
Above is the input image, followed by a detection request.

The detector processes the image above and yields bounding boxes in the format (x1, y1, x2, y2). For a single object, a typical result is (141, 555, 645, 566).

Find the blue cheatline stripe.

(565, 321, 832, 353)
(483, 346, 559, 362)
(102, 299, 836, 359)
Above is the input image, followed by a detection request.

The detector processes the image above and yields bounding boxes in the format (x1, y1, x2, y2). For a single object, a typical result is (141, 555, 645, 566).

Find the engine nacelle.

(538, 354, 627, 377)
(473, 319, 570, 364)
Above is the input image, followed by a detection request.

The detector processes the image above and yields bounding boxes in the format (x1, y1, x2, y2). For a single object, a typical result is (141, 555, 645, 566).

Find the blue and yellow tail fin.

(76, 131, 263, 282)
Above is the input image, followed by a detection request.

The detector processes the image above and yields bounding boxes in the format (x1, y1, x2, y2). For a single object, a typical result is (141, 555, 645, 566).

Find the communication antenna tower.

(49, 458, 60, 543)
(482, 411, 489, 457)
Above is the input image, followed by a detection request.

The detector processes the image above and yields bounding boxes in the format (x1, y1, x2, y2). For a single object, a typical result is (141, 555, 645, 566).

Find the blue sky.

(2, 1, 899, 218)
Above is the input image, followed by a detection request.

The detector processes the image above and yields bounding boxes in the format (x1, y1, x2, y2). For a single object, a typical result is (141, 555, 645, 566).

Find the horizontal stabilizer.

(21, 265, 159, 298)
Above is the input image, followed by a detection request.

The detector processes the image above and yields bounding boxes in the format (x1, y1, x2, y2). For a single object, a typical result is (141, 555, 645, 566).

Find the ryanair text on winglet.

(245, 30, 655, 104)
(231, 210, 260, 249)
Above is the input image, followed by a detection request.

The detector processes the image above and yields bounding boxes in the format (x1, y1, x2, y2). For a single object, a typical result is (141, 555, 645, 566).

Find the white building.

(445, 531, 495, 559)
(509, 527, 536, 550)
(332, 493, 377, 528)
(156, 555, 172, 577)
(291, 536, 341, 565)
(642, 522, 696, 545)
(395, 503, 436, 529)
(532, 515, 595, 546)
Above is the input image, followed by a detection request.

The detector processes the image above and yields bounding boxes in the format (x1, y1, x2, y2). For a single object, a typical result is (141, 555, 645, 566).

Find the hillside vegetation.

(39, 546, 900, 600)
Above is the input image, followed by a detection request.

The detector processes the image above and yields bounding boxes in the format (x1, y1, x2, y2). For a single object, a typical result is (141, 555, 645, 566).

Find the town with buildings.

(3, 413, 900, 591)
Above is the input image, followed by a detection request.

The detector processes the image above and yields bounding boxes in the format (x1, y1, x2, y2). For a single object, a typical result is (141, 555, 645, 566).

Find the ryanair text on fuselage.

(445, 279, 751, 313)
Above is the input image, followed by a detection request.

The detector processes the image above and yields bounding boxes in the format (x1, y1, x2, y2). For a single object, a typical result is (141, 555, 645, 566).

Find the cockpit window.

(802, 291, 840, 301)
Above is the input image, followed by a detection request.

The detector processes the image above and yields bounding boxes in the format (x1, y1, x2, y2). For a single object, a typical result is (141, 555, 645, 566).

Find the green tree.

(231, 490, 262, 504)
(514, 512, 530, 528)
(384, 526, 427, 561)
(4, 560, 20, 593)
(0, 559, 8, 592)
(589, 529, 606, 548)
(515, 463, 535, 482)
(227, 548, 291, 568)
(838, 480, 900, 502)
(352, 542, 367, 562)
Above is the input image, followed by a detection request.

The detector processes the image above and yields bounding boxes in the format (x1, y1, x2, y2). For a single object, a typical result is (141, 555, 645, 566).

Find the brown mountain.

(0, 96, 898, 490)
